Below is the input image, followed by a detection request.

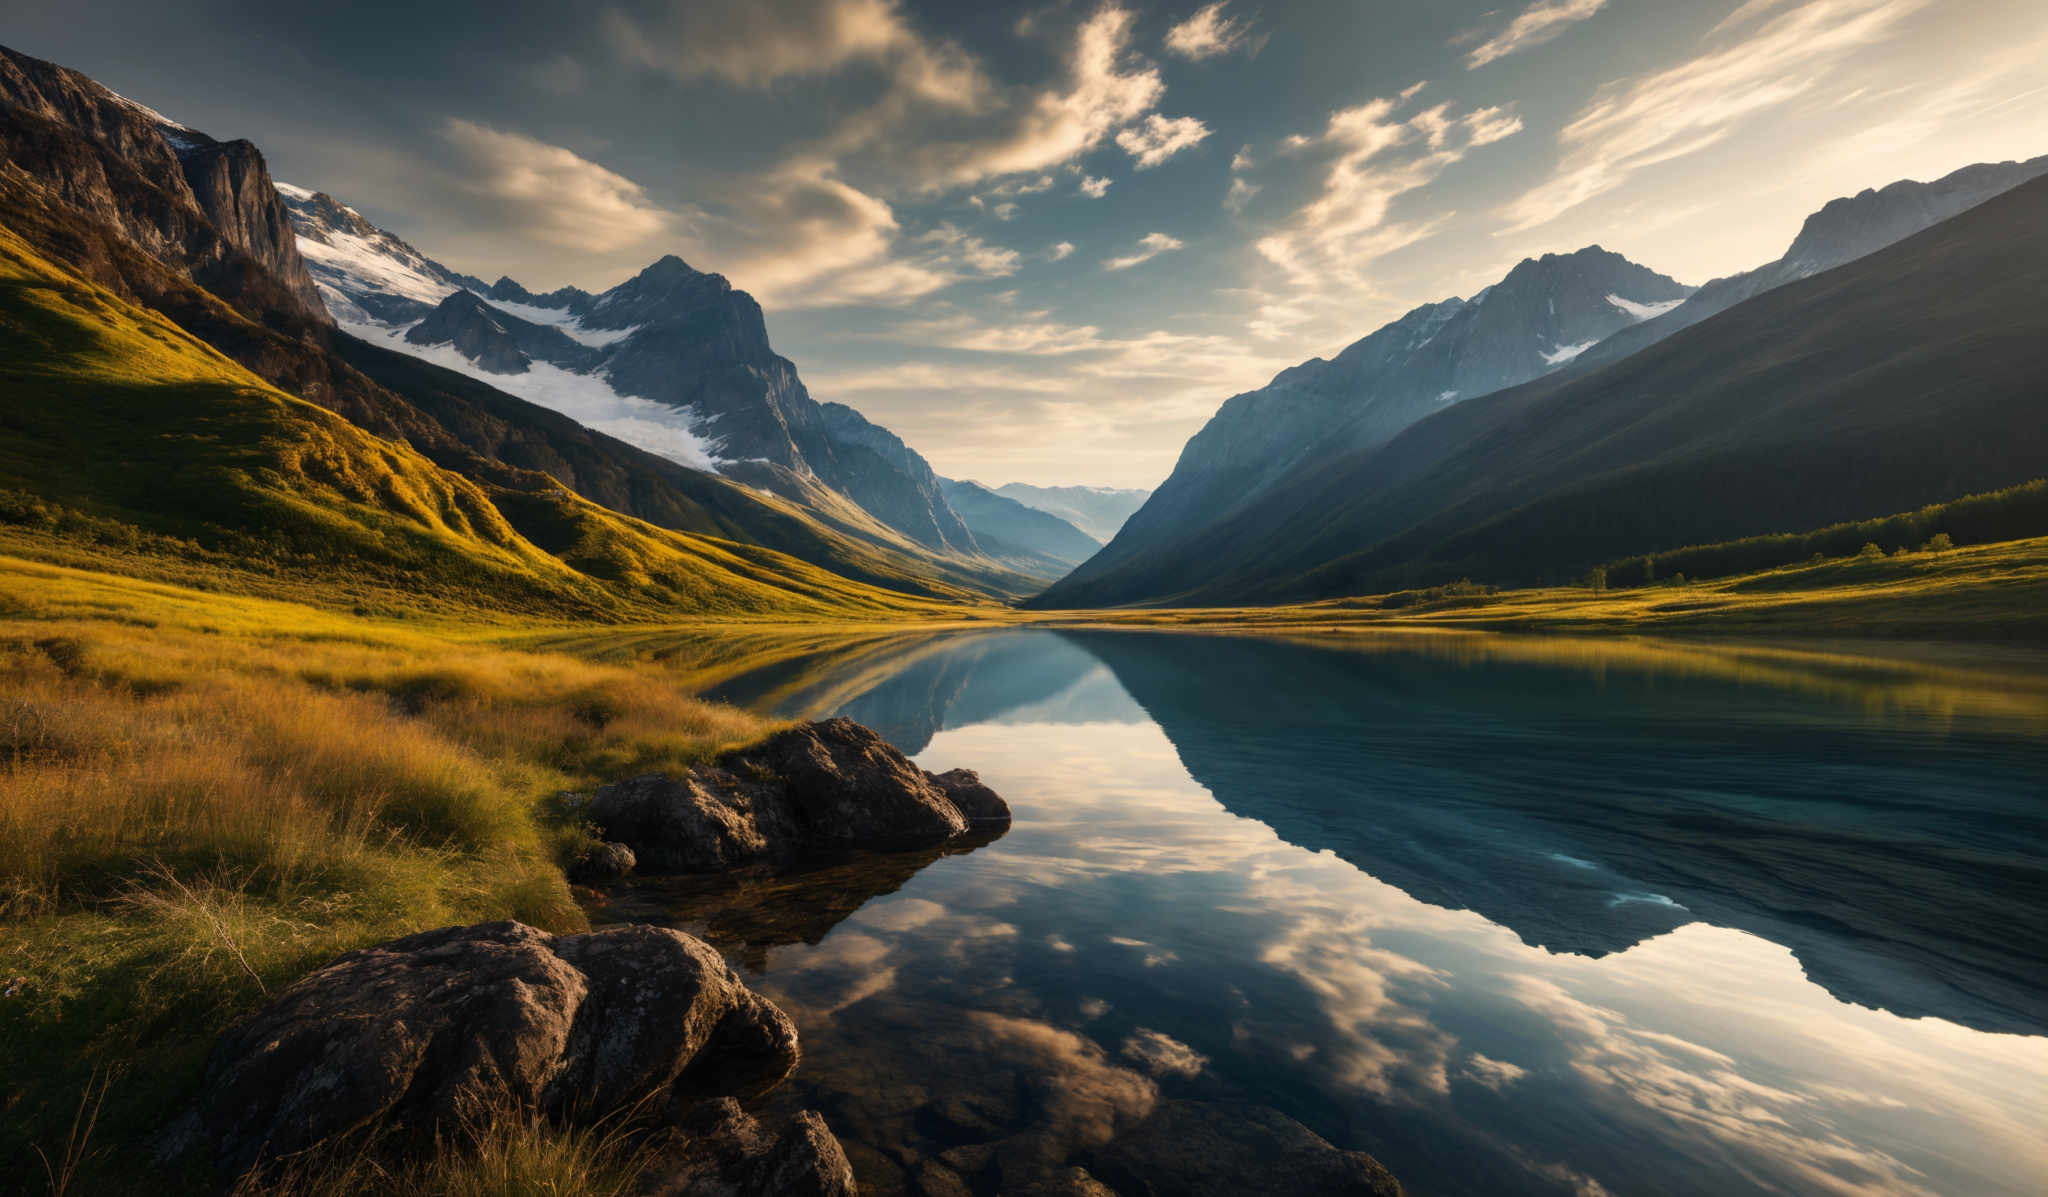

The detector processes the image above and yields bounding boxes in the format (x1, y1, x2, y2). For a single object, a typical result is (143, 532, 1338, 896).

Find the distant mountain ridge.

(939, 479, 1102, 572)
(992, 483, 1152, 542)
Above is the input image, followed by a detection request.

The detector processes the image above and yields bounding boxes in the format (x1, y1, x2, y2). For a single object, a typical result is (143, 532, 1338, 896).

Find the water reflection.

(602, 628, 2048, 1196)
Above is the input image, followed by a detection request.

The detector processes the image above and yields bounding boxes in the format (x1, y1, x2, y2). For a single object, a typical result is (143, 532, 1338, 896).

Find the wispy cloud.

(1462, 0, 1609, 69)
(439, 120, 671, 252)
(1116, 113, 1212, 168)
(1078, 174, 1114, 197)
(1050, 240, 1076, 261)
(1103, 231, 1185, 270)
(1248, 96, 1521, 335)
(1164, 2, 1259, 61)
(1500, 0, 1930, 232)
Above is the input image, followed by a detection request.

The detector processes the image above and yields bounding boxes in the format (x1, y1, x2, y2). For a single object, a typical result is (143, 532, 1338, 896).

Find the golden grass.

(0, 553, 777, 1192)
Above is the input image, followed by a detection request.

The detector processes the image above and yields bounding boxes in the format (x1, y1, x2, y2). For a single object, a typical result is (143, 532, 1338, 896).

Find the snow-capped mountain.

(277, 190, 979, 553)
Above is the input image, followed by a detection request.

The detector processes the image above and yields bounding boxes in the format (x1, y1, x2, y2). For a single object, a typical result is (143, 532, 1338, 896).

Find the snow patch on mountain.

(485, 297, 640, 348)
(341, 318, 723, 471)
(1541, 340, 1597, 366)
(1606, 293, 1685, 321)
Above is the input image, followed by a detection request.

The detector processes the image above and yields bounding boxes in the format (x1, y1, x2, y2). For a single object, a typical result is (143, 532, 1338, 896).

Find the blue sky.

(12, 0, 2048, 486)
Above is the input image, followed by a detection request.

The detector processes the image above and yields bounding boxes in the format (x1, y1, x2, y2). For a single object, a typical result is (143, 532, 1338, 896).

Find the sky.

(10, 0, 2048, 488)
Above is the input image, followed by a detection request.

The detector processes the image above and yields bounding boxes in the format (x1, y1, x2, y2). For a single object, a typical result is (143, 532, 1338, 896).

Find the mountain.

(277, 181, 485, 324)
(1039, 173, 2048, 607)
(938, 479, 1102, 577)
(0, 44, 1031, 603)
(1039, 247, 1690, 607)
(991, 483, 1152, 542)
(279, 190, 991, 563)
(0, 217, 945, 620)
(0, 44, 328, 326)
(1567, 154, 2048, 376)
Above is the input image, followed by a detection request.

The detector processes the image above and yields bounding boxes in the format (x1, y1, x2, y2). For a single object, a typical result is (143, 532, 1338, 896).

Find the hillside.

(1035, 173, 2048, 607)
(0, 221, 958, 621)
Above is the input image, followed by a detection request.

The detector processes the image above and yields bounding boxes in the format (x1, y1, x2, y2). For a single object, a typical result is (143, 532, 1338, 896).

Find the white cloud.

(1078, 174, 1114, 197)
(1103, 231, 1185, 270)
(439, 120, 671, 253)
(992, 201, 1019, 220)
(1500, 0, 1930, 232)
(1463, 0, 1610, 70)
(1224, 176, 1260, 213)
(1050, 240, 1076, 260)
(1247, 96, 1521, 335)
(1165, 2, 1258, 60)
(1115, 113, 1213, 168)
(601, 0, 984, 107)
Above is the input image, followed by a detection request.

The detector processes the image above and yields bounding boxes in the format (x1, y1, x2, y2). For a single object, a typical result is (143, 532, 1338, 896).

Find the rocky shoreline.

(157, 718, 1400, 1195)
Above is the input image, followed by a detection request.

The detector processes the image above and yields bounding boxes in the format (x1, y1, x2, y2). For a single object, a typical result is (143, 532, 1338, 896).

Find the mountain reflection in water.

(609, 628, 2048, 1196)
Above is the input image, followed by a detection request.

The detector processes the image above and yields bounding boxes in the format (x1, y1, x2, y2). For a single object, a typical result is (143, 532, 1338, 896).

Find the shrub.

(1858, 542, 1885, 559)
(1925, 532, 1954, 552)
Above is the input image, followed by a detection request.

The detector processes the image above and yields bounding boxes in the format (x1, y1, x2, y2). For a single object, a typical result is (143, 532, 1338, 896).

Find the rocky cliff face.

(280, 182, 484, 324)
(0, 43, 328, 325)
(1044, 247, 1688, 606)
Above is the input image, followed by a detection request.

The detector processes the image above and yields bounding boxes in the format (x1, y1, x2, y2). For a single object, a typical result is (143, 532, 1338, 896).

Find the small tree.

(1585, 565, 1607, 592)
(1857, 541, 1884, 559)
(1925, 532, 1953, 552)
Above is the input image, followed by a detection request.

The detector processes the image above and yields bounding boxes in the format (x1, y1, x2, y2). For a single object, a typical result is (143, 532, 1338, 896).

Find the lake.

(601, 628, 2048, 1196)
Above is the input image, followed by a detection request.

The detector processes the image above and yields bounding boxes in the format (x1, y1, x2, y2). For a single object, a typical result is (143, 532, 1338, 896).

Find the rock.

(189, 921, 797, 1179)
(587, 719, 1009, 875)
(737, 718, 968, 850)
(927, 768, 1009, 824)
(568, 840, 637, 882)
(1081, 1101, 1402, 1196)
(640, 1098, 857, 1197)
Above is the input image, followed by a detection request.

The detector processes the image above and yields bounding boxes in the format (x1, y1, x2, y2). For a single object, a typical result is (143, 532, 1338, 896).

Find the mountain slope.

(1041, 247, 1690, 606)
(1566, 154, 2048, 376)
(0, 221, 950, 619)
(1042, 173, 2048, 607)
(992, 483, 1151, 542)
(938, 479, 1102, 576)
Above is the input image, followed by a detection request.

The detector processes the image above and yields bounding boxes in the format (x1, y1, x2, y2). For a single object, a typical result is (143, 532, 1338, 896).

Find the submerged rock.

(1081, 1101, 1402, 1196)
(588, 718, 1010, 874)
(640, 1097, 858, 1197)
(183, 921, 800, 1179)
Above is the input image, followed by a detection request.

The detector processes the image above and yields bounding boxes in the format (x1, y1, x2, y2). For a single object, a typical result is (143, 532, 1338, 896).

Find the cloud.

(992, 201, 1019, 220)
(1104, 231, 1185, 270)
(1120, 1029, 1209, 1077)
(694, 170, 1015, 308)
(823, 5, 1167, 191)
(1499, 0, 1930, 232)
(601, 0, 984, 106)
(1051, 240, 1076, 260)
(1247, 96, 1521, 334)
(1165, 2, 1258, 60)
(439, 119, 672, 252)
(1079, 174, 1114, 197)
(1115, 113, 1213, 168)
(1224, 176, 1259, 213)
(1463, 0, 1609, 69)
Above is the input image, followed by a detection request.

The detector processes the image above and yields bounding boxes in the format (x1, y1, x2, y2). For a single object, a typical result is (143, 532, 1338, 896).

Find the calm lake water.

(606, 629, 2048, 1196)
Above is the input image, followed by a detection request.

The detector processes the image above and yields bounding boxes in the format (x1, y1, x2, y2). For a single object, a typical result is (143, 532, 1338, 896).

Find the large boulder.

(185, 921, 800, 1178)
(588, 718, 1010, 874)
